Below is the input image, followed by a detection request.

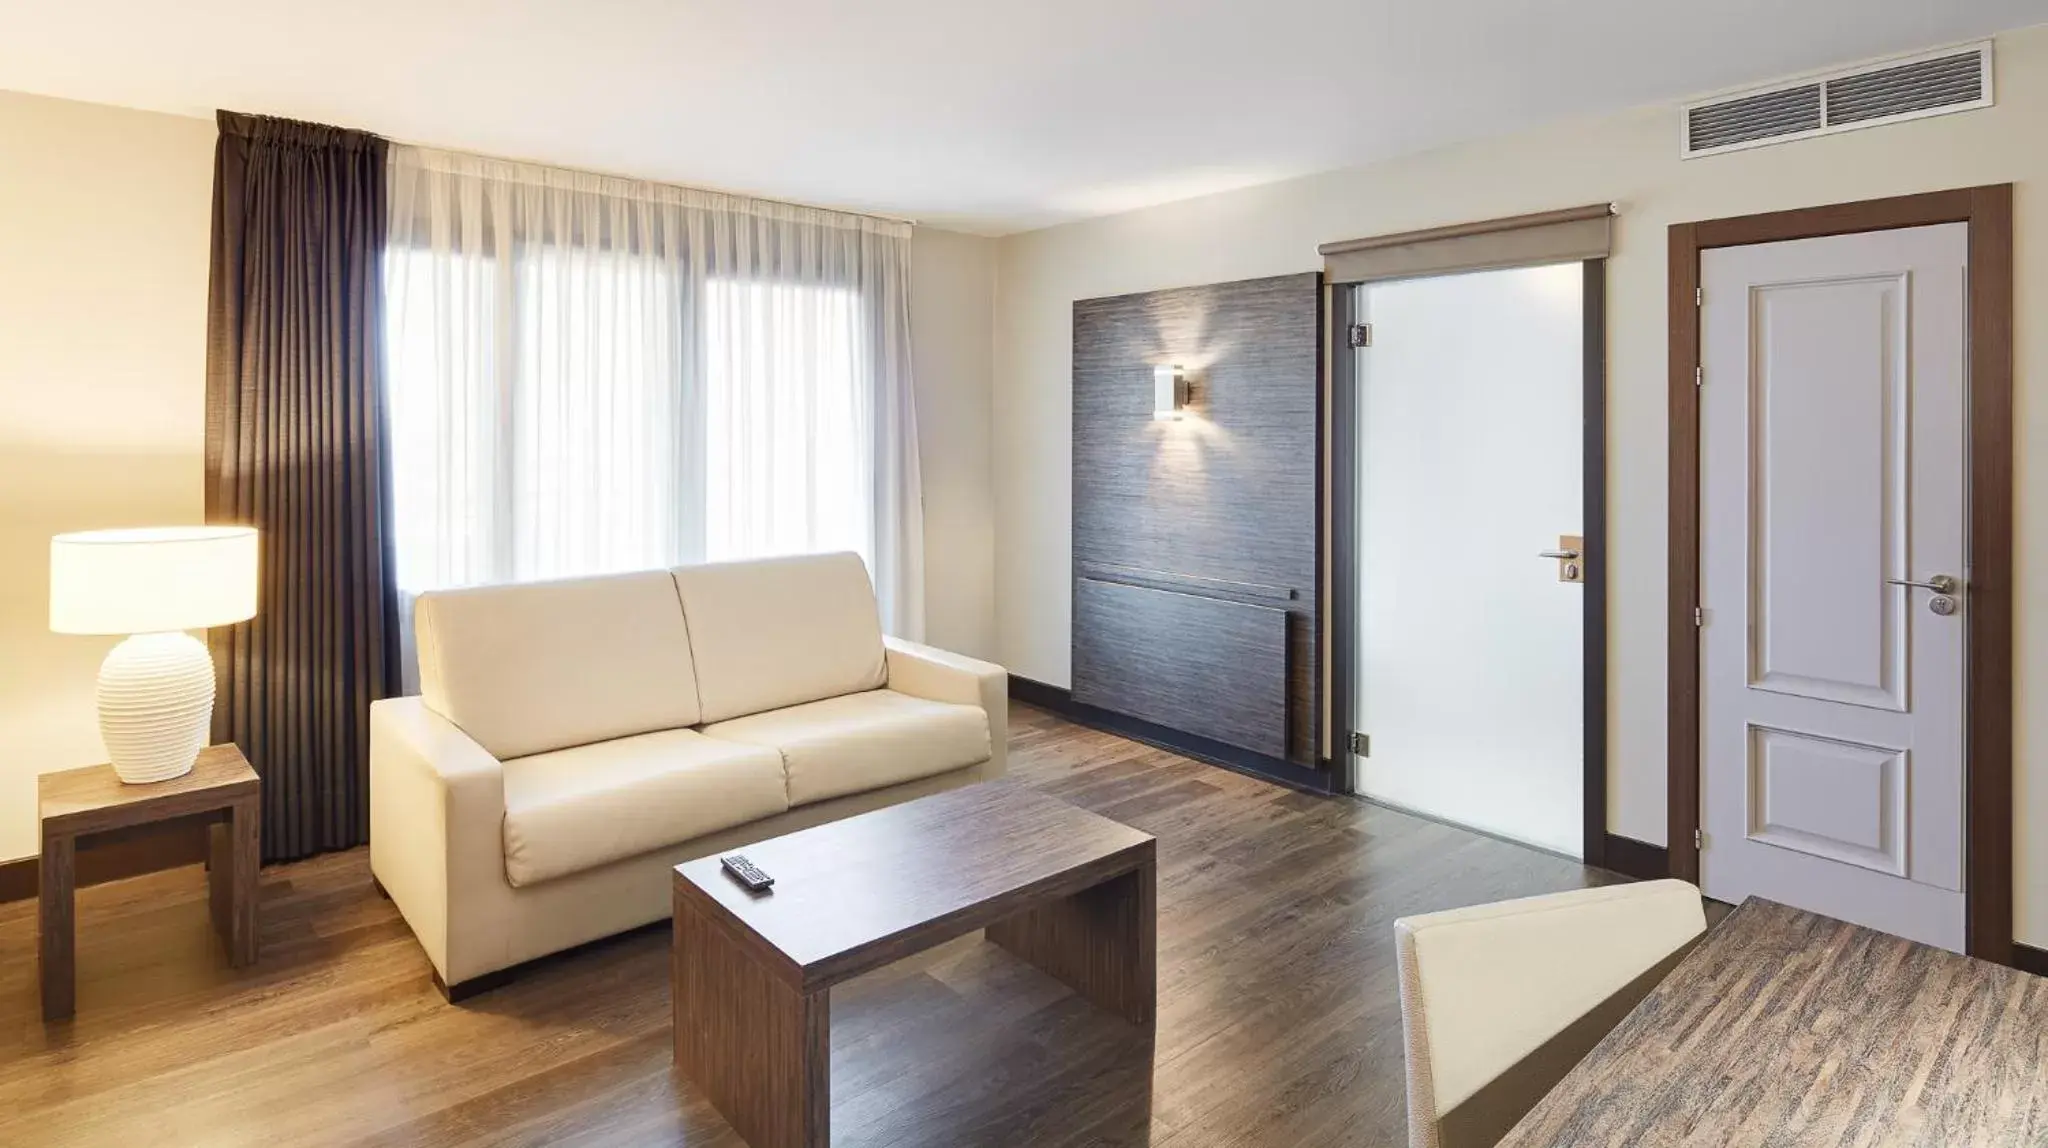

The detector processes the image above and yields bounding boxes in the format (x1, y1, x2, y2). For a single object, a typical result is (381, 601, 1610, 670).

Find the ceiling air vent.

(1683, 41, 1992, 159)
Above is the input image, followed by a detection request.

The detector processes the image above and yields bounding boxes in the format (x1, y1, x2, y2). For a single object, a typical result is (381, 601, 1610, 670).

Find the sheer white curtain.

(383, 145, 924, 640)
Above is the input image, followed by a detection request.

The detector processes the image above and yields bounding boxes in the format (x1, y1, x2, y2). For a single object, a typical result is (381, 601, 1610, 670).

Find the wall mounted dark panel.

(1072, 578, 1289, 759)
(1072, 271, 1321, 766)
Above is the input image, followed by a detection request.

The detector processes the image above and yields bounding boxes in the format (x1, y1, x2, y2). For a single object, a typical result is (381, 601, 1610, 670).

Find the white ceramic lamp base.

(97, 631, 216, 784)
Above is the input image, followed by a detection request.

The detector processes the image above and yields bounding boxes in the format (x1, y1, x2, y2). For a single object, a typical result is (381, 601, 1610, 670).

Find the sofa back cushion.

(672, 552, 887, 723)
(416, 570, 702, 759)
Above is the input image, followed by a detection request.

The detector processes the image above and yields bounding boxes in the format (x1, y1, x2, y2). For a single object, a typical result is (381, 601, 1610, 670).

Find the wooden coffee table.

(671, 781, 1156, 1148)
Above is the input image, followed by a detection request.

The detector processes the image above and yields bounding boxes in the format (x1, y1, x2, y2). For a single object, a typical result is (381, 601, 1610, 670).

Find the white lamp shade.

(50, 526, 259, 635)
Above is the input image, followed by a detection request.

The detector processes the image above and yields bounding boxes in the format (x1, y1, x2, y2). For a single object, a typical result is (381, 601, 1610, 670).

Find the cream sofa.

(369, 552, 1007, 995)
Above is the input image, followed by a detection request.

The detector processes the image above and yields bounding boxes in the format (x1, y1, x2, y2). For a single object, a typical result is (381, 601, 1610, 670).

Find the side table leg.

(40, 832, 76, 1022)
(210, 795, 260, 966)
(673, 889, 829, 1148)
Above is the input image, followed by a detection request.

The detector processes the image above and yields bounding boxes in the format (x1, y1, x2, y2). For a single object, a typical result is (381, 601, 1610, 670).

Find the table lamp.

(49, 526, 258, 784)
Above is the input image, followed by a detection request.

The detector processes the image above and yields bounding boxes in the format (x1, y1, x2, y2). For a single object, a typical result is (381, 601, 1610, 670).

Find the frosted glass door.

(1353, 263, 1584, 855)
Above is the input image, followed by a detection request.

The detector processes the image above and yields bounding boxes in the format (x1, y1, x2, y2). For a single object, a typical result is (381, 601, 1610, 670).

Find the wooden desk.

(1498, 898, 2048, 1147)
(39, 746, 260, 1021)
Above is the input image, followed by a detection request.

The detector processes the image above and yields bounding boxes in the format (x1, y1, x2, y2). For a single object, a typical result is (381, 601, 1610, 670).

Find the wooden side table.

(38, 744, 261, 1021)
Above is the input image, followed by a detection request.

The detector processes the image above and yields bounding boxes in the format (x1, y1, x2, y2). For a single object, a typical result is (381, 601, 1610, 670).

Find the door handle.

(1542, 535, 1585, 584)
(1886, 575, 1959, 594)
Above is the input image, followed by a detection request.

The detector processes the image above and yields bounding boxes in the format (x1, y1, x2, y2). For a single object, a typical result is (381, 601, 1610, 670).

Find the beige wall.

(0, 90, 215, 862)
(0, 93, 1004, 862)
(994, 24, 2048, 943)
(909, 226, 999, 660)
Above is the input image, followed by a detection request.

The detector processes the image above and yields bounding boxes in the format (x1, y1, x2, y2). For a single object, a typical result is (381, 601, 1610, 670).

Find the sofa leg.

(433, 966, 520, 1004)
(427, 918, 670, 1004)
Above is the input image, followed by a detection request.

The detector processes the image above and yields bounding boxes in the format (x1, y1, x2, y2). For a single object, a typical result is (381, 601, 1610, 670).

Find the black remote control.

(720, 853, 774, 893)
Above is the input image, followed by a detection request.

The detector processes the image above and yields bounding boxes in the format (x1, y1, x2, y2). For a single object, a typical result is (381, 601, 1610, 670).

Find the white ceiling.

(2, 0, 2044, 234)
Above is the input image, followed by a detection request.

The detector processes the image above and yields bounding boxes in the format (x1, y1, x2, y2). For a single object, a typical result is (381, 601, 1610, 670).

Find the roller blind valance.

(1319, 203, 1614, 284)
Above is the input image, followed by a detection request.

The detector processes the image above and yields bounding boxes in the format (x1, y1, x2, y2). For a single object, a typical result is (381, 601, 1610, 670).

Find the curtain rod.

(214, 108, 923, 229)
(388, 137, 920, 230)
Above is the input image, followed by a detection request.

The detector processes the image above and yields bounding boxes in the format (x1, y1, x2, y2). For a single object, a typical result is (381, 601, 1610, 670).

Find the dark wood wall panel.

(1072, 578, 1289, 759)
(1072, 271, 1321, 766)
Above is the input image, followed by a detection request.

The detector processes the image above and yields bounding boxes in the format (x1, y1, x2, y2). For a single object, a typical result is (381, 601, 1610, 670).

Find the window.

(508, 248, 682, 584)
(384, 256, 872, 595)
(702, 278, 870, 565)
(384, 244, 502, 595)
(381, 145, 924, 639)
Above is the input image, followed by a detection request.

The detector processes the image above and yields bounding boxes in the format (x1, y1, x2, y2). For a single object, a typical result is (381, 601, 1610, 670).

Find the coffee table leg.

(988, 854, 1157, 1027)
(673, 891, 829, 1148)
(209, 795, 260, 967)
(40, 832, 76, 1022)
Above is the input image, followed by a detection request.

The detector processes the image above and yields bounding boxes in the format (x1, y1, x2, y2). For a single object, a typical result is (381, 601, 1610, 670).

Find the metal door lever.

(1886, 575, 1958, 594)
(1542, 535, 1586, 584)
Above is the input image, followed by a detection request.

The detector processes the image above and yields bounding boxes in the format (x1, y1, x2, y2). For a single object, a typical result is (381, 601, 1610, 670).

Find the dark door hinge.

(1348, 323, 1372, 349)
(1348, 731, 1369, 757)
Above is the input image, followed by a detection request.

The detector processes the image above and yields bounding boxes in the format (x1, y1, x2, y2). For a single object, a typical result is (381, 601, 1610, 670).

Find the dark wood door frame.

(1330, 260, 1610, 864)
(1666, 185, 2014, 963)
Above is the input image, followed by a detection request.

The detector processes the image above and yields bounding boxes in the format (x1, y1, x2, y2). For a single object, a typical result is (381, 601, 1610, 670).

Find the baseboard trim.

(1596, 837, 2048, 975)
(0, 818, 212, 904)
(1006, 675, 1071, 713)
(0, 858, 31, 904)
(1600, 834, 1669, 881)
(1008, 675, 1335, 794)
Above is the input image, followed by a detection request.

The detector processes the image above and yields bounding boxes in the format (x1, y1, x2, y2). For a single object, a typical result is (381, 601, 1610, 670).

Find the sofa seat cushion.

(702, 689, 990, 807)
(501, 728, 788, 887)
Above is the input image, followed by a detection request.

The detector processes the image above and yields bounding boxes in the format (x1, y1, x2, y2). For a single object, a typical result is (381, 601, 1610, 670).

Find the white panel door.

(1354, 263, 1583, 856)
(1700, 223, 1968, 951)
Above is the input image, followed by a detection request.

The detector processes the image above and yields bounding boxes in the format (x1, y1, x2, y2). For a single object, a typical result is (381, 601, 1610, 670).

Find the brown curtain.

(205, 111, 400, 862)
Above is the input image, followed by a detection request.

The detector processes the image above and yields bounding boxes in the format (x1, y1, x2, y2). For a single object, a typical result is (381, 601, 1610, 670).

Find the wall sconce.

(1153, 365, 1187, 421)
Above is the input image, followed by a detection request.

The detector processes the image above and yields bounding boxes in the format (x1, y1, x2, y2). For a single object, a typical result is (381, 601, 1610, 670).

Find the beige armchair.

(1394, 879, 1707, 1148)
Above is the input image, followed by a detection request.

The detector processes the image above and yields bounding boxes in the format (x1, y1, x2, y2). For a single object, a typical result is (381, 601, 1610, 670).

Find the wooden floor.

(0, 705, 1621, 1147)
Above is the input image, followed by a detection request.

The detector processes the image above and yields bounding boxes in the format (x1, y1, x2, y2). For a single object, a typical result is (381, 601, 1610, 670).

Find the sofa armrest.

(884, 636, 1008, 778)
(369, 695, 508, 984)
